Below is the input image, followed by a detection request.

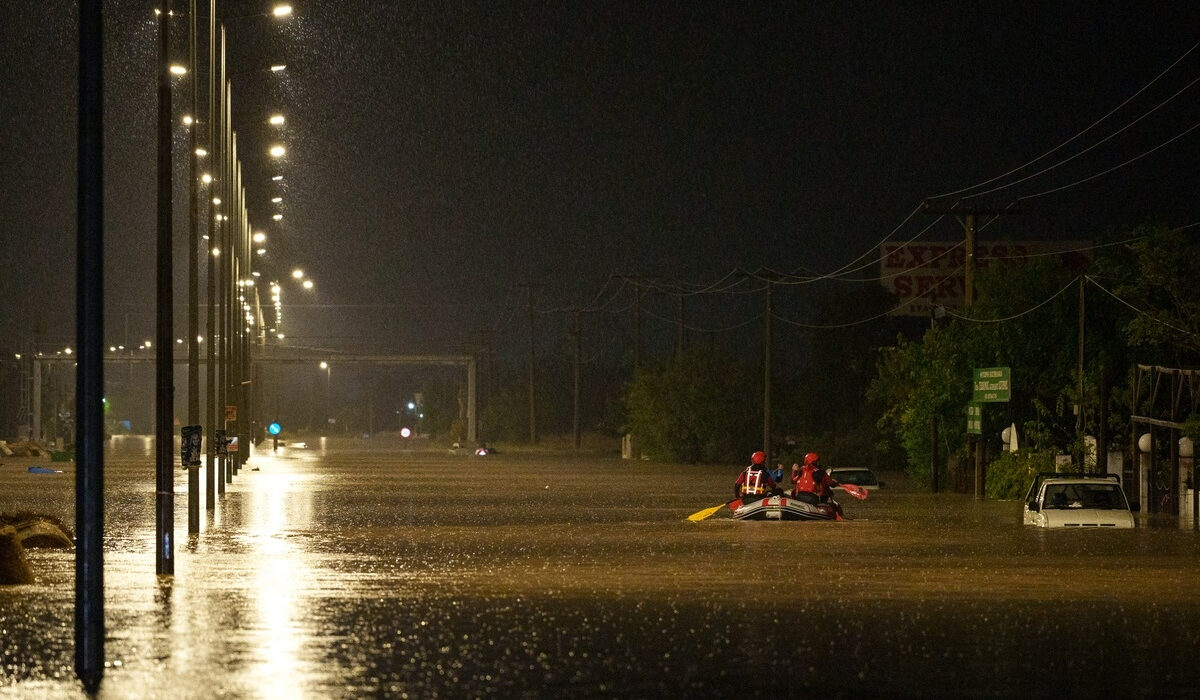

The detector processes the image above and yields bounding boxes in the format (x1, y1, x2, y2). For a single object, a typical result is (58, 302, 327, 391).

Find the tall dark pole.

(922, 201, 1018, 496)
(526, 285, 537, 444)
(75, 0, 105, 690)
(230, 146, 242, 475)
(762, 280, 772, 465)
(205, 3, 217, 510)
(931, 416, 940, 492)
(155, 0, 175, 577)
(218, 46, 228, 490)
(675, 292, 685, 357)
(186, 0, 200, 535)
(1077, 276, 1085, 472)
(572, 311, 581, 450)
(964, 213, 976, 307)
(633, 280, 642, 372)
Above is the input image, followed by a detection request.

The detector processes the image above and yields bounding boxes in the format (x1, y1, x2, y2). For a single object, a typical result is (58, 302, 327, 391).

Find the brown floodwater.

(3, 436, 1200, 698)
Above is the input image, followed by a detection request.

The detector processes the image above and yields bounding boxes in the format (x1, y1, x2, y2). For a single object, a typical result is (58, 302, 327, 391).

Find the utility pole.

(634, 281, 642, 372)
(613, 274, 646, 372)
(572, 311, 581, 450)
(921, 200, 1018, 310)
(675, 292, 685, 357)
(762, 279, 772, 465)
(519, 284, 540, 444)
(923, 200, 1018, 496)
(1077, 276, 1085, 472)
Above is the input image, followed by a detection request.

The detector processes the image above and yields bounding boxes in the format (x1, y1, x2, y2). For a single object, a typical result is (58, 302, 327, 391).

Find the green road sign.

(967, 403, 982, 435)
(973, 367, 1011, 402)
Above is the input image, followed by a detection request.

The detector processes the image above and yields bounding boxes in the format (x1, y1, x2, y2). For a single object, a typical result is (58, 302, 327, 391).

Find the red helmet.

(804, 452, 820, 466)
(751, 451, 766, 465)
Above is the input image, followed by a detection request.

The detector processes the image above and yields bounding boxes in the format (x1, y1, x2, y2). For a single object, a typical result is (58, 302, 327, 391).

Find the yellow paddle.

(687, 498, 741, 522)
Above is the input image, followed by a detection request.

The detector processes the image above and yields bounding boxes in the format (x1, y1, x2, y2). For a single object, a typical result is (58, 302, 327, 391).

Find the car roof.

(1026, 472, 1122, 501)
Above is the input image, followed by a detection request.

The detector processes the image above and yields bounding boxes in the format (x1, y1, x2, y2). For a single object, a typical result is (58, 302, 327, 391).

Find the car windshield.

(1042, 483, 1125, 510)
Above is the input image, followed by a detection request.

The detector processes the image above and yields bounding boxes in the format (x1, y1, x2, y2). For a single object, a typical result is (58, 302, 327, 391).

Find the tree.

(870, 323, 971, 483)
(624, 348, 757, 463)
(870, 256, 1090, 483)
(1094, 224, 1200, 365)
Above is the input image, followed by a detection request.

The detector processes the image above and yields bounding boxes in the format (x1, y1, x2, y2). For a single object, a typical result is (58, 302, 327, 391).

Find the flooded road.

(3, 437, 1200, 698)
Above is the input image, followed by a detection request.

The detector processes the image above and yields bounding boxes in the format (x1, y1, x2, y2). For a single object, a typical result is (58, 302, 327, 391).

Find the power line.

(1085, 274, 1199, 340)
(942, 274, 1079, 324)
(769, 265, 967, 329)
(1022, 118, 1200, 200)
(642, 304, 763, 334)
(929, 41, 1199, 201)
(962, 75, 1200, 201)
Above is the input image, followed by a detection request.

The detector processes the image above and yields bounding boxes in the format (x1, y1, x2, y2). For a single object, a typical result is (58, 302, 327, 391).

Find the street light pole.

(75, 0, 105, 689)
(205, 0, 217, 509)
(187, 0, 200, 536)
(154, 0, 175, 578)
(218, 37, 229, 489)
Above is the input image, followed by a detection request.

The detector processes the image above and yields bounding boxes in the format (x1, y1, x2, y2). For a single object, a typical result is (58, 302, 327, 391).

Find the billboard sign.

(879, 240, 1091, 317)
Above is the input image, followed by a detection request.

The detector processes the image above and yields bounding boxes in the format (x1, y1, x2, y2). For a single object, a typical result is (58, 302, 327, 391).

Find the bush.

(624, 349, 757, 464)
(985, 449, 1056, 499)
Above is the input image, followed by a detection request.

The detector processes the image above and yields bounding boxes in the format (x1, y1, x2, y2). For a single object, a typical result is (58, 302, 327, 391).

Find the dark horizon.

(2, 1, 1198, 362)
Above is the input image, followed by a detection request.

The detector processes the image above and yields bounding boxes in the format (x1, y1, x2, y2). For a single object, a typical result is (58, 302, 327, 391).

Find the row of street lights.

(76, 5, 309, 687)
(152, 2, 304, 563)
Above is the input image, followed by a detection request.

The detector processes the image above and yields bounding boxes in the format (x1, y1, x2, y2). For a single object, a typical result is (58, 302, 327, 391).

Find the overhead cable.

(962, 75, 1200, 201)
(943, 275, 1080, 324)
(1021, 119, 1200, 200)
(929, 41, 1198, 201)
(1085, 274, 1198, 339)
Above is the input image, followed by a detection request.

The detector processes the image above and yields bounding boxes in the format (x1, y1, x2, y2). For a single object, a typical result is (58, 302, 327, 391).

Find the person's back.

(792, 452, 827, 504)
(735, 451, 777, 500)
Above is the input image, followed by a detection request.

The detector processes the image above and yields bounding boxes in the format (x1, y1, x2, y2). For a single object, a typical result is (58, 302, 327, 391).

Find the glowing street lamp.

(269, 145, 286, 158)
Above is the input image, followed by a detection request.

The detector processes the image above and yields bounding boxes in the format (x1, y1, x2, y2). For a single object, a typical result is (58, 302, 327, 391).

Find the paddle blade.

(687, 504, 725, 522)
(842, 484, 868, 500)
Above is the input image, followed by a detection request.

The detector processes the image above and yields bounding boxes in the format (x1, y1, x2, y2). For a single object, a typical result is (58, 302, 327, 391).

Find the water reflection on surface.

(3, 439, 1200, 698)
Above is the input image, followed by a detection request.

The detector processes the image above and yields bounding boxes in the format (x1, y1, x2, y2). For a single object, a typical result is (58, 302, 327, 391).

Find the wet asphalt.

(3, 436, 1200, 698)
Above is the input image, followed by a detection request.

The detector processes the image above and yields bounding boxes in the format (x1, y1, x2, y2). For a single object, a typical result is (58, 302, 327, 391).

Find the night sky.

(2, 1, 1198, 363)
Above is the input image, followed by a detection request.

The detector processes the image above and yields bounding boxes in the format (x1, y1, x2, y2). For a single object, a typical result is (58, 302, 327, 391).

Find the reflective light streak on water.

(3, 439, 1200, 698)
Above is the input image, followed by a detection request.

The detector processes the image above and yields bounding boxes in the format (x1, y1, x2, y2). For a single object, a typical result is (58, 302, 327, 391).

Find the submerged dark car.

(827, 467, 884, 490)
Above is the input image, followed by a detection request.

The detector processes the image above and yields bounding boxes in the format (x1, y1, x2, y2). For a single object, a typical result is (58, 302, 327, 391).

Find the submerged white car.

(1023, 473, 1136, 528)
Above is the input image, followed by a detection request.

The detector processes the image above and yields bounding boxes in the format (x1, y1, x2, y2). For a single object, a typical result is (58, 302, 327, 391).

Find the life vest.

(793, 464, 821, 495)
(740, 467, 767, 496)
